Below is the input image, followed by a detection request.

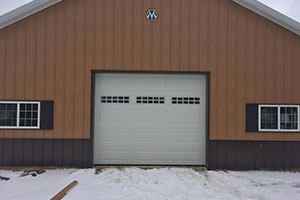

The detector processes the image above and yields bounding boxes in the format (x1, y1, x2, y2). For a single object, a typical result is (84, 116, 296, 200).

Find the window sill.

(257, 131, 300, 133)
(0, 128, 40, 130)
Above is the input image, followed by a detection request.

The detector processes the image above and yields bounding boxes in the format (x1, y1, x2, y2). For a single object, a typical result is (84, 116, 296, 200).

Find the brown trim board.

(0, 139, 92, 167)
(2, 138, 300, 169)
(208, 140, 300, 170)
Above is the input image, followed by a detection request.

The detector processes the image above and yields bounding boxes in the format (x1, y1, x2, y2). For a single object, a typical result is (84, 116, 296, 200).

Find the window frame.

(258, 104, 300, 132)
(0, 101, 41, 129)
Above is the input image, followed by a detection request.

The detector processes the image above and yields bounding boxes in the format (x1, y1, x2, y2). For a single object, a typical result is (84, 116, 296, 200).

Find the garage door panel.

(169, 142, 203, 152)
(168, 78, 202, 90)
(169, 110, 205, 117)
(98, 113, 133, 122)
(96, 151, 132, 160)
(169, 152, 204, 161)
(134, 142, 168, 151)
(96, 133, 133, 142)
(98, 160, 132, 164)
(133, 160, 168, 164)
(97, 104, 132, 109)
(96, 142, 168, 152)
(170, 124, 203, 132)
(133, 133, 168, 142)
(135, 78, 167, 89)
(169, 106, 203, 111)
(96, 110, 133, 118)
(98, 77, 134, 89)
(134, 107, 167, 113)
(95, 120, 132, 132)
(169, 133, 202, 142)
(94, 73, 206, 165)
(132, 151, 167, 160)
(135, 114, 167, 123)
(134, 124, 170, 132)
(96, 142, 137, 151)
(169, 114, 201, 123)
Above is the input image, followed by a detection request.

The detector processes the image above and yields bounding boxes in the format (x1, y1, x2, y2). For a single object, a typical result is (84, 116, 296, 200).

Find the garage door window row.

(101, 96, 130, 103)
(100, 96, 202, 105)
(172, 97, 200, 104)
(136, 97, 165, 104)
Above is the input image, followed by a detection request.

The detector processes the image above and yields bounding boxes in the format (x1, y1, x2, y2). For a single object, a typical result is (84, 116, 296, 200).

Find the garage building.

(0, 0, 300, 169)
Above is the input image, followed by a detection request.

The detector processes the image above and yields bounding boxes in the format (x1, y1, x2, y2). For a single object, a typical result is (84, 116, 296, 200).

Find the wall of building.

(0, 138, 92, 167)
(208, 140, 300, 169)
(0, 0, 300, 141)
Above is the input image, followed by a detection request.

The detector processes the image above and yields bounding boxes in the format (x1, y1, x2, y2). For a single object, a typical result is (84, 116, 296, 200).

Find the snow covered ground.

(0, 167, 300, 200)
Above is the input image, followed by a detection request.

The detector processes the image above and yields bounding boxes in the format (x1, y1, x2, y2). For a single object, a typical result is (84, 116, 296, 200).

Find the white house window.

(0, 103, 17, 127)
(259, 105, 299, 132)
(280, 107, 298, 130)
(0, 101, 40, 129)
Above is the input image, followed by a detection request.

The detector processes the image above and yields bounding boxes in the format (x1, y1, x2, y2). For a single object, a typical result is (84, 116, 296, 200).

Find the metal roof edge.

(0, 0, 300, 37)
(0, 0, 62, 29)
(232, 0, 300, 36)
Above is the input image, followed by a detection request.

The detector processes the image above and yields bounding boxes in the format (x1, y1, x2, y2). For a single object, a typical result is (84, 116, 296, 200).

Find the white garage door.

(93, 73, 207, 165)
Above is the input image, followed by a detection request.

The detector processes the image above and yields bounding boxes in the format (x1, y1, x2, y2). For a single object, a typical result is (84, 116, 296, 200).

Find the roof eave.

(233, 0, 300, 36)
(0, 0, 62, 29)
(0, 0, 300, 37)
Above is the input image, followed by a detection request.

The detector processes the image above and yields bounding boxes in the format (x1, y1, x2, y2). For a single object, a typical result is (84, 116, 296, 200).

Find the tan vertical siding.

(235, 6, 247, 140)
(15, 23, 27, 139)
(84, 0, 95, 139)
(161, 0, 171, 69)
(226, 2, 238, 140)
(35, 12, 47, 139)
(0, 28, 6, 139)
(54, 3, 66, 139)
(152, 0, 162, 70)
(64, 0, 76, 139)
(190, 0, 199, 69)
(208, 0, 219, 139)
(123, 0, 134, 68)
(4, 26, 17, 138)
(0, 0, 300, 141)
(44, 8, 56, 139)
(74, 0, 86, 139)
(217, 0, 228, 139)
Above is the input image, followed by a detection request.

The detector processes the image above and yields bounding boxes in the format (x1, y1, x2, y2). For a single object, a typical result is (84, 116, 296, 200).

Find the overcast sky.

(0, 0, 300, 22)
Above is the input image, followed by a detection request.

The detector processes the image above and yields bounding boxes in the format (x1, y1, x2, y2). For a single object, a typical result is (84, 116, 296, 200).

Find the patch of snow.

(0, 167, 300, 200)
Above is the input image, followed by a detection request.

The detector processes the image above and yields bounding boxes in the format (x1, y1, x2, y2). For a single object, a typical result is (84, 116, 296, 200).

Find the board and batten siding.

(0, 0, 300, 140)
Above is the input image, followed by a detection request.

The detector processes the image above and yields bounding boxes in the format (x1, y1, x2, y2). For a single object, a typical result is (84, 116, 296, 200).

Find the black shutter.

(246, 104, 258, 132)
(40, 101, 54, 130)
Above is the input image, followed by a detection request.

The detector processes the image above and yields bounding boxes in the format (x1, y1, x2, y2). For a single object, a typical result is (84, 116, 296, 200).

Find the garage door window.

(259, 105, 299, 132)
(172, 97, 200, 104)
(101, 96, 129, 103)
(136, 97, 165, 104)
(0, 101, 40, 129)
